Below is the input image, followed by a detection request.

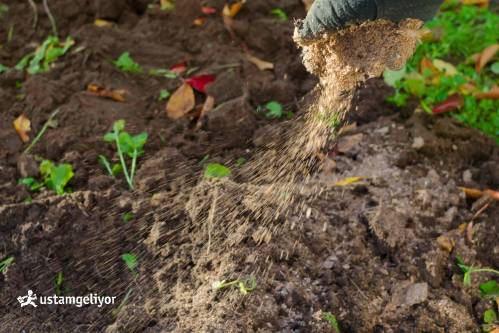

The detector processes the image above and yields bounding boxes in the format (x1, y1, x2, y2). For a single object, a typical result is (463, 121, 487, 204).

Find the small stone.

(405, 283, 428, 306)
(412, 137, 425, 149)
(462, 170, 472, 183)
(374, 126, 390, 135)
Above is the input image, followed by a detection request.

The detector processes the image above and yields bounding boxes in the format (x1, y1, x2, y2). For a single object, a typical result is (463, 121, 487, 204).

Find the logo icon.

(18, 290, 37, 308)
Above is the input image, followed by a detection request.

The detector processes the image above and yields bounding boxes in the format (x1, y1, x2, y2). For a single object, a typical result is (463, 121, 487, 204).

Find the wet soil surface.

(0, 1, 498, 332)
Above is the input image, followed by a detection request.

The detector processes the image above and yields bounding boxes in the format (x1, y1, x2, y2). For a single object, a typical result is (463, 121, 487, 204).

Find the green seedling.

(102, 119, 148, 190)
(122, 212, 134, 223)
(24, 107, 60, 155)
(457, 257, 499, 286)
(204, 163, 231, 179)
(271, 8, 288, 21)
(121, 253, 138, 276)
(480, 280, 499, 299)
(113, 52, 142, 73)
(54, 271, 68, 296)
(98, 155, 122, 178)
(111, 288, 133, 317)
(264, 101, 283, 119)
(483, 309, 498, 332)
(7, 24, 13, 43)
(212, 276, 256, 295)
(323, 312, 340, 333)
(0, 64, 8, 73)
(19, 160, 74, 195)
(148, 68, 178, 79)
(0, 256, 14, 273)
(16, 36, 74, 74)
(158, 89, 171, 101)
(235, 157, 247, 167)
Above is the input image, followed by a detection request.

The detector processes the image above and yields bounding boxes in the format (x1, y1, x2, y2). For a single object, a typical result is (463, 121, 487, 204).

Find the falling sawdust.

(174, 19, 424, 330)
(186, 19, 423, 246)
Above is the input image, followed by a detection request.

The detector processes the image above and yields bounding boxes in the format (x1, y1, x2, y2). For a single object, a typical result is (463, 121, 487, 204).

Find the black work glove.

(297, 0, 444, 39)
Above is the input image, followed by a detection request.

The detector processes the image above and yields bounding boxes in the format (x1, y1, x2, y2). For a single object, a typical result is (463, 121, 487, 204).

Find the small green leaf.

(235, 157, 246, 167)
(479, 280, 499, 298)
(48, 164, 74, 195)
(158, 89, 171, 101)
(122, 212, 134, 223)
(114, 52, 142, 73)
(463, 271, 472, 286)
(270, 8, 288, 21)
(113, 119, 125, 133)
(121, 253, 138, 272)
(483, 309, 497, 324)
(490, 62, 499, 75)
(0, 256, 14, 273)
(0, 63, 8, 73)
(112, 164, 123, 176)
(323, 312, 340, 333)
(265, 101, 283, 119)
(383, 67, 406, 87)
(204, 163, 231, 179)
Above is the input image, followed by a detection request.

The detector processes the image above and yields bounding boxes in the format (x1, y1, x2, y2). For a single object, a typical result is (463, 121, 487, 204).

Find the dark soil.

(1, 1, 498, 332)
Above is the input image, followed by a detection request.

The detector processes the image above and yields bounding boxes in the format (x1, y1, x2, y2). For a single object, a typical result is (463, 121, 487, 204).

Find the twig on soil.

(27, 0, 38, 29)
(42, 0, 58, 36)
(206, 187, 219, 254)
(23, 108, 60, 155)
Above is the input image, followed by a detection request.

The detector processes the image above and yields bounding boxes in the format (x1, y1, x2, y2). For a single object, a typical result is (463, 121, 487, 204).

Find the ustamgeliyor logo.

(17, 290, 117, 308)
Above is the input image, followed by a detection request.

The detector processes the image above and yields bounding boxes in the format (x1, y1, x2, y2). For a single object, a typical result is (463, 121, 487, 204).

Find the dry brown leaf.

(13, 115, 31, 143)
(87, 84, 126, 102)
(475, 44, 499, 72)
(166, 83, 195, 120)
(436, 235, 455, 253)
(195, 95, 215, 129)
(459, 186, 499, 201)
(246, 53, 274, 71)
(475, 85, 499, 100)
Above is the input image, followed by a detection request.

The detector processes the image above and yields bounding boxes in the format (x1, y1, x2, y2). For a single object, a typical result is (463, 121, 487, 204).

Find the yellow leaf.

(166, 83, 195, 120)
(86, 84, 126, 102)
(193, 17, 205, 26)
(13, 115, 31, 143)
(246, 53, 274, 71)
(334, 177, 364, 187)
(94, 19, 113, 28)
(222, 0, 245, 18)
(433, 59, 458, 76)
(160, 0, 175, 11)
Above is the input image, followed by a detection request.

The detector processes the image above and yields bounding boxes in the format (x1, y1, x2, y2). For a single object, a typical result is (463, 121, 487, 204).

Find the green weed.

(16, 36, 74, 74)
(19, 160, 74, 195)
(271, 8, 288, 21)
(102, 119, 148, 190)
(212, 276, 256, 295)
(114, 52, 142, 73)
(158, 89, 171, 101)
(323, 312, 340, 333)
(204, 163, 231, 179)
(121, 253, 138, 276)
(0, 256, 14, 273)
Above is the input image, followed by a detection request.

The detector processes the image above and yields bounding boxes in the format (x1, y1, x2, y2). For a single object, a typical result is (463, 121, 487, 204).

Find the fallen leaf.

(436, 235, 455, 253)
(432, 93, 464, 114)
(420, 57, 438, 75)
(201, 6, 216, 14)
(94, 19, 113, 28)
(13, 115, 31, 143)
(185, 74, 216, 93)
(459, 82, 477, 95)
(475, 44, 499, 73)
(160, 0, 175, 11)
(170, 62, 187, 74)
(334, 177, 364, 187)
(87, 84, 126, 102)
(193, 17, 206, 26)
(459, 187, 499, 201)
(222, 0, 245, 18)
(461, 0, 489, 7)
(195, 95, 215, 129)
(166, 83, 195, 119)
(246, 53, 274, 71)
(475, 85, 499, 100)
(433, 59, 458, 76)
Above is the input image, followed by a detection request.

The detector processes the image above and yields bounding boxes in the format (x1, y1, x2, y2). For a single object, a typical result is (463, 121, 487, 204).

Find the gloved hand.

(297, 0, 444, 39)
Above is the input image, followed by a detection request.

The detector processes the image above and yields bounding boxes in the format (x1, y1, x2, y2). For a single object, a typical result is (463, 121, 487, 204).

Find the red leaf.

(201, 6, 217, 14)
(185, 74, 216, 93)
(170, 62, 187, 74)
(432, 93, 464, 114)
